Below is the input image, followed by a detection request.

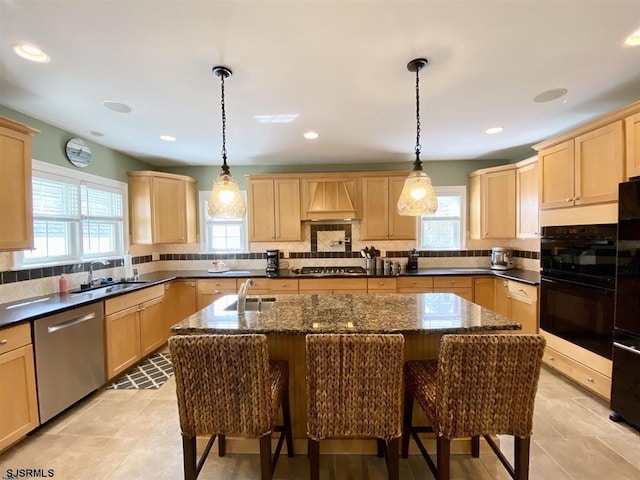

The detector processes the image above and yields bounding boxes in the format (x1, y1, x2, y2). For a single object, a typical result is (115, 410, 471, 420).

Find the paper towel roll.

(124, 253, 134, 279)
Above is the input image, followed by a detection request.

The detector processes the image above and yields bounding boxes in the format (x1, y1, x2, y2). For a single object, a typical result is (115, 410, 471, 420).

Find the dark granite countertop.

(171, 292, 522, 335)
(0, 268, 539, 329)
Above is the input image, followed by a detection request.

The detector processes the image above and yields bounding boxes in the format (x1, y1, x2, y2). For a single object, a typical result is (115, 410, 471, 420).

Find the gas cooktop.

(299, 266, 367, 276)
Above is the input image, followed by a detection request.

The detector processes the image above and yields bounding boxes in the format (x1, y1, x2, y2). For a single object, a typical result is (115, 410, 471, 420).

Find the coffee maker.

(266, 249, 279, 277)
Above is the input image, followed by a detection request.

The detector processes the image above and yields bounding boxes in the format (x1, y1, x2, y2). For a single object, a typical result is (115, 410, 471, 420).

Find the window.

(14, 161, 126, 268)
(419, 186, 466, 250)
(199, 191, 248, 253)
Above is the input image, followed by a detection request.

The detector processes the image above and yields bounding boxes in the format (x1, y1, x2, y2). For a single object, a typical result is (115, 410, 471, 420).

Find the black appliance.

(610, 178, 640, 430)
(299, 266, 367, 276)
(407, 249, 419, 272)
(266, 249, 279, 277)
(539, 224, 617, 359)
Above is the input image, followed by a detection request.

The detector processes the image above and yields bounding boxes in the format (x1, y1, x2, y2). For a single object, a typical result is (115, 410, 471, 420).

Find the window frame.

(418, 185, 466, 251)
(12, 160, 128, 269)
(198, 190, 249, 253)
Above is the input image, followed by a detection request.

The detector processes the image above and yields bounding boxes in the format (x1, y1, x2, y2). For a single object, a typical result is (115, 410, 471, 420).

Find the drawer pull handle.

(0, 339, 7, 345)
(587, 377, 594, 383)
(518, 288, 525, 292)
(282, 283, 287, 287)
(548, 356, 555, 361)
(379, 282, 384, 286)
(412, 281, 416, 285)
(214, 290, 221, 294)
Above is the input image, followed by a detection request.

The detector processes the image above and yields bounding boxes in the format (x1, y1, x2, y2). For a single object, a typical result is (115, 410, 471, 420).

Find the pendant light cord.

(220, 70, 230, 174)
(413, 66, 423, 171)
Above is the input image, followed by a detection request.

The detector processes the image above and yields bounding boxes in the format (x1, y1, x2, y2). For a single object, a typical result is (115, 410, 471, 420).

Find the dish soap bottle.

(59, 274, 68, 294)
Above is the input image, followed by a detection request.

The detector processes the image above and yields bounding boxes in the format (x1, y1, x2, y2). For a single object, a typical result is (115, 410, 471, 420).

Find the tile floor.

(1, 366, 639, 479)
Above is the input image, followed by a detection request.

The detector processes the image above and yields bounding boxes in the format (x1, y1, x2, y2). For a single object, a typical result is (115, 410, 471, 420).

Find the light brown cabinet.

(127, 171, 197, 245)
(516, 157, 539, 238)
(0, 323, 39, 452)
(299, 278, 367, 294)
(493, 278, 538, 334)
(248, 178, 301, 242)
(626, 111, 640, 179)
(361, 175, 416, 240)
(473, 277, 495, 310)
(0, 116, 38, 251)
(367, 278, 397, 293)
(433, 276, 473, 301)
(396, 276, 433, 293)
(469, 165, 516, 239)
(105, 285, 165, 380)
(538, 122, 625, 210)
(165, 280, 198, 332)
(196, 278, 236, 310)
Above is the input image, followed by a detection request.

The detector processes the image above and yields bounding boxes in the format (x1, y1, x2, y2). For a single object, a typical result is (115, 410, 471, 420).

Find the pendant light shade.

(397, 58, 438, 216)
(208, 66, 246, 219)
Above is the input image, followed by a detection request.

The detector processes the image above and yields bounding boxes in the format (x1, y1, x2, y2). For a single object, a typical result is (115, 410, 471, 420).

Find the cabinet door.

(176, 281, 198, 320)
(469, 174, 481, 240)
(473, 277, 495, 310)
(184, 179, 197, 243)
(388, 176, 416, 240)
(0, 344, 39, 451)
(105, 305, 141, 380)
(0, 124, 33, 251)
(539, 140, 575, 209)
(510, 294, 538, 334)
(626, 112, 640, 179)
(361, 177, 390, 240)
(275, 179, 301, 241)
(152, 176, 187, 243)
(494, 279, 511, 318)
(139, 296, 166, 356)
(163, 282, 178, 334)
(574, 121, 624, 206)
(516, 160, 539, 239)
(128, 175, 153, 244)
(482, 168, 516, 239)
(196, 279, 233, 310)
(248, 179, 276, 241)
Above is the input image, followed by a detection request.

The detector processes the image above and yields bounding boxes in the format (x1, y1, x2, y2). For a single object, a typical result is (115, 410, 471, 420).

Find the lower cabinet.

(197, 278, 236, 310)
(0, 323, 39, 452)
(105, 285, 165, 380)
(367, 278, 397, 293)
(493, 278, 538, 333)
(299, 278, 367, 294)
(473, 277, 495, 310)
(433, 276, 473, 302)
(396, 276, 433, 293)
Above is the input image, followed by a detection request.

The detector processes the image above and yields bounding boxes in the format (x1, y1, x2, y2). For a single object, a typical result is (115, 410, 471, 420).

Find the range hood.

(306, 181, 357, 220)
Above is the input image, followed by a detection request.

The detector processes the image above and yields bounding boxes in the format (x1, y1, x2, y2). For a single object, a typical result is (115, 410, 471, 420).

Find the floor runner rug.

(106, 352, 173, 389)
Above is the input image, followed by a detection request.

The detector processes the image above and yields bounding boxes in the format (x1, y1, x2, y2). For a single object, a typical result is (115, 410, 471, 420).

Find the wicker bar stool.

(168, 334, 294, 480)
(402, 334, 546, 480)
(306, 334, 405, 480)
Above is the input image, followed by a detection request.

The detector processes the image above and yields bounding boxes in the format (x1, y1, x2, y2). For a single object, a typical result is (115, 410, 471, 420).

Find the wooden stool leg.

(260, 434, 272, 480)
(471, 435, 480, 458)
(437, 437, 451, 480)
(218, 434, 226, 457)
(514, 436, 531, 480)
(182, 434, 197, 480)
(401, 387, 414, 458)
(309, 438, 320, 480)
(377, 438, 385, 458)
(386, 437, 400, 480)
(282, 391, 295, 457)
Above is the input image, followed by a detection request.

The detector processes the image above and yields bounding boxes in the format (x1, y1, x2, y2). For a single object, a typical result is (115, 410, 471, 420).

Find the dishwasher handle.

(47, 313, 96, 334)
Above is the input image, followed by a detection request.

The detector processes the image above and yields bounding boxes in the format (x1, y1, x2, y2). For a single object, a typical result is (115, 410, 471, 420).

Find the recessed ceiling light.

(304, 131, 319, 140)
(485, 127, 504, 134)
(254, 114, 299, 123)
(11, 43, 51, 63)
(160, 135, 176, 142)
(101, 100, 133, 113)
(533, 88, 568, 103)
(88, 130, 104, 137)
(624, 29, 640, 46)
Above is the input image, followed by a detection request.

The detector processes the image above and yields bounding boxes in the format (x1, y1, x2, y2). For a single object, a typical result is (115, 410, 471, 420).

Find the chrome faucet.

(237, 279, 254, 315)
(88, 260, 109, 286)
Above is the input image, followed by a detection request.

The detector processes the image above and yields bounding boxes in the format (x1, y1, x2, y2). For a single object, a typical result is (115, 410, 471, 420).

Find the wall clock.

(65, 138, 91, 168)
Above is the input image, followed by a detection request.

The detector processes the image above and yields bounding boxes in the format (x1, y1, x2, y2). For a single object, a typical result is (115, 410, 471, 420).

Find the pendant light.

(207, 66, 246, 219)
(397, 58, 438, 216)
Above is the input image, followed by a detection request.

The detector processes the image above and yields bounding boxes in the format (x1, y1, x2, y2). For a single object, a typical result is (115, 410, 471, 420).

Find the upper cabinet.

(128, 171, 197, 245)
(361, 174, 416, 240)
(0, 116, 38, 251)
(469, 165, 516, 240)
(516, 157, 539, 239)
(626, 111, 640, 179)
(538, 122, 624, 210)
(248, 177, 301, 242)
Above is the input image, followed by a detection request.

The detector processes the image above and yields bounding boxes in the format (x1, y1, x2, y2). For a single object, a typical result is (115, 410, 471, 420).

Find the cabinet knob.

(281, 283, 287, 287)
(574, 197, 580, 201)
(379, 282, 384, 286)
(412, 280, 416, 285)
(214, 290, 221, 294)
(566, 198, 573, 202)
(0, 339, 7, 345)
(549, 356, 555, 361)
(587, 377, 594, 383)
(518, 288, 525, 293)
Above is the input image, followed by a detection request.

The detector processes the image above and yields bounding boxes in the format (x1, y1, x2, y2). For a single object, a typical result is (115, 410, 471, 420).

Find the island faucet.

(88, 260, 109, 286)
(237, 279, 254, 315)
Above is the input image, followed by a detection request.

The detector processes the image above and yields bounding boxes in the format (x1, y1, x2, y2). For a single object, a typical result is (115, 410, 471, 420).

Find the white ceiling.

(1, 1, 639, 168)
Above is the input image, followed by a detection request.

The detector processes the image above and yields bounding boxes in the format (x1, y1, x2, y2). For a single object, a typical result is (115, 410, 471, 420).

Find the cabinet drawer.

(197, 278, 237, 294)
(367, 278, 397, 292)
(0, 323, 31, 354)
(397, 276, 433, 292)
(105, 284, 164, 315)
(508, 281, 537, 300)
(299, 278, 367, 292)
(543, 346, 611, 400)
(433, 276, 472, 288)
(269, 279, 299, 293)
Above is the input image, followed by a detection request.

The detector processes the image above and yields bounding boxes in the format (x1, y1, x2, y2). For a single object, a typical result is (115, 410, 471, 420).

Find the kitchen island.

(171, 292, 520, 453)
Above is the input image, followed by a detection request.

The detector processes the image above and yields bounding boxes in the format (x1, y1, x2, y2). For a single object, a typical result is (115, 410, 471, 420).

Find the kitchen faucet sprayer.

(237, 279, 254, 315)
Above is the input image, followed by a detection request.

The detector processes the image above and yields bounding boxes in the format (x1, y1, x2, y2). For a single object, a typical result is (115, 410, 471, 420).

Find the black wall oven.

(540, 224, 617, 360)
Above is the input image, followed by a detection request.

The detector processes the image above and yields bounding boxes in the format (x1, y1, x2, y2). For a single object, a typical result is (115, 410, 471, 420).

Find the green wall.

(0, 105, 153, 182)
(2, 105, 511, 189)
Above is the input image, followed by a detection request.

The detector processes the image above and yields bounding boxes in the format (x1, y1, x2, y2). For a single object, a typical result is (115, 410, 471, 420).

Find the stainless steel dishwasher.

(33, 302, 105, 423)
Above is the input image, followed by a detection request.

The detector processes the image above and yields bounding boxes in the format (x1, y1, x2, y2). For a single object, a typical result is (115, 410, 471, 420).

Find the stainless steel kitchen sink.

(68, 281, 148, 298)
(223, 297, 276, 312)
